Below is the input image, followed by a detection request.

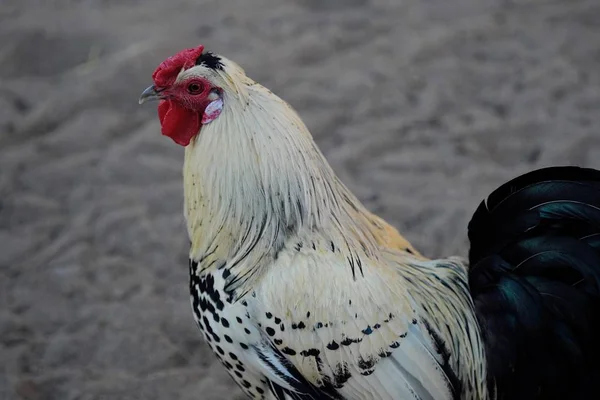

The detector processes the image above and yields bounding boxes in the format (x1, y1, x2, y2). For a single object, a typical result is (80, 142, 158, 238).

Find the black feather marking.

(300, 348, 320, 357)
(256, 343, 343, 399)
(197, 245, 219, 273)
(195, 51, 224, 70)
(325, 179, 341, 210)
(189, 259, 198, 274)
(378, 350, 392, 358)
(333, 363, 351, 388)
(422, 320, 462, 399)
(340, 336, 362, 346)
(356, 256, 363, 277)
(296, 198, 305, 227)
(221, 267, 231, 279)
(357, 356, 375, 370)
(347, 256, 357, 281)
(281, 347, 296, 356)
(327, 341, 340, 350)
(342, 192, 359, 212)
(468, 166, 600, 400)
(269, 381, 287, 400)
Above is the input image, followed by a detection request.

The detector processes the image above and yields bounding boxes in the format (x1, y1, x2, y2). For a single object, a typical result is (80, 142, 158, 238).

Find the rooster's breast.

(189, 259, 272, 399)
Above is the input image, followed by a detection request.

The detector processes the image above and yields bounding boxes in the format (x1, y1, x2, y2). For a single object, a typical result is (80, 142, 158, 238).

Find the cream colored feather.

(179, 55, 488, 400)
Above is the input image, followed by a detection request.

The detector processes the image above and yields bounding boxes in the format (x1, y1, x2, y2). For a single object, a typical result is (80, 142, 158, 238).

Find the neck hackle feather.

(182, 56, 420, 296)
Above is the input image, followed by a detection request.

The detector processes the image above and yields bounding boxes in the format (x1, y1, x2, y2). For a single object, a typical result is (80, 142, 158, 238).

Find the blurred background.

(1, 0, 600, 399)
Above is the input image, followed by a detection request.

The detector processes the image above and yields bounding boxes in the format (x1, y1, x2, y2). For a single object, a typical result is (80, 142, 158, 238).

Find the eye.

(187, 82, 203, 94)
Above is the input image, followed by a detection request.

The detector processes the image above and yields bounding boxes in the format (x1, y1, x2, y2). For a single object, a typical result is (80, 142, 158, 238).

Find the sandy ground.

(1, 0, 600, 399)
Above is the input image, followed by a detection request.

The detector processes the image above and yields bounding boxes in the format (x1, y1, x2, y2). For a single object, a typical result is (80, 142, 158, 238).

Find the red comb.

(152, 45, 205, 88)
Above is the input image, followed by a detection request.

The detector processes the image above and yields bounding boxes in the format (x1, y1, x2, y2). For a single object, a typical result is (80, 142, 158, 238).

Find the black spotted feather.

(468, 166, 600, 400)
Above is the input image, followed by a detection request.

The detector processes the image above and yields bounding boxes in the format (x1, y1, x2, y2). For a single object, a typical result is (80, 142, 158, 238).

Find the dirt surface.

(1, 0, 600, 399)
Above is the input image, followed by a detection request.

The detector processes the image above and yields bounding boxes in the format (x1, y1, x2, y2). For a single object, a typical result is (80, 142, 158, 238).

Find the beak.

(138, 85, 161, 105)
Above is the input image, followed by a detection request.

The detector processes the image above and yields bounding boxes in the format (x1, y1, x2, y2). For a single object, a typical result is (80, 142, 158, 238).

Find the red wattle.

(158, 100, 201, 146)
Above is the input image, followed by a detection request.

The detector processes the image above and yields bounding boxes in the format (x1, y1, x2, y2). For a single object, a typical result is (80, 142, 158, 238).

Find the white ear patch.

(202, 98, 223, 124)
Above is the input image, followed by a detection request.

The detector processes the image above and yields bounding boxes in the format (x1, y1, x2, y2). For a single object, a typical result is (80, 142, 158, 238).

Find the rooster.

(139, 45, 600, 400)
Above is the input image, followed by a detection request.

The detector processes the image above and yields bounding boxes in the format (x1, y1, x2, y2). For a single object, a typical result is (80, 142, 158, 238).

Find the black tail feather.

(468, 166, 600, 400)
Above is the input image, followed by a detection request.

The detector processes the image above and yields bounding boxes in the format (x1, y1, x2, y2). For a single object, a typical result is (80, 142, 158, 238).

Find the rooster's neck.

(182, 82, 410, 294)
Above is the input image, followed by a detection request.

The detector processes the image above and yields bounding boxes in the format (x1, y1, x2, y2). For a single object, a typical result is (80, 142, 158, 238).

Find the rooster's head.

(139, 45, 245, 146)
